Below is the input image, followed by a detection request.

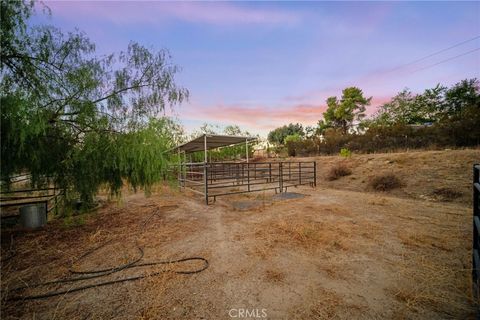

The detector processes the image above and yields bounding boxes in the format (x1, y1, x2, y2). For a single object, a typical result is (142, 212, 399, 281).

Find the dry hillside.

(290, 148, 480, 204)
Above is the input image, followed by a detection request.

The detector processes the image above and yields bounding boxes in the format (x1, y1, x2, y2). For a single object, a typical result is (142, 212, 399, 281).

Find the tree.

(369, 89, 419, 126)
(223, 125, 244, 136)
(319, 87, 371, 134)
(1, 2, 188, 204)
(284, 133, 302, 156)
(267, 123, 304, 145)
(443, 78, 480, 117)
(369, 79, 479, 127)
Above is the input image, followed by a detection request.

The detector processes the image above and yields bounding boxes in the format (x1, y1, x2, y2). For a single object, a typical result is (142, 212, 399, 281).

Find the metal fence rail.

(473, 164, 480, 301)
(179, 161, 316, 204)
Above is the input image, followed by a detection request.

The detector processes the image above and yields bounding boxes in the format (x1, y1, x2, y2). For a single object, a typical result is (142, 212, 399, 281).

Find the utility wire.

(409, 47, 480, 74)
(387, 35, 480, 73)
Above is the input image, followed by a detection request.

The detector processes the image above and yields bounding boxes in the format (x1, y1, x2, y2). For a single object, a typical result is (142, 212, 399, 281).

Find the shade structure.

(173, 134, 257, 154)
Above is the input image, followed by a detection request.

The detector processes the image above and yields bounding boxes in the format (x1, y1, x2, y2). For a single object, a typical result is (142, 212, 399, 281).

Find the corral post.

(269, 163, 272, 182)
(177, 148, 182, 189)
(299, 162, 301, 185)
(204, 135, 208, 205)
(54, 186, 58, 216)
(205, 165, 209, 205)
(473, 164, 480, 300)
(279, 162, 284, 193)
(475, 164, 479, 217)
(246, 138, 249, 163)
(313, 161, 317, 187)
(247, 163, 250, 192)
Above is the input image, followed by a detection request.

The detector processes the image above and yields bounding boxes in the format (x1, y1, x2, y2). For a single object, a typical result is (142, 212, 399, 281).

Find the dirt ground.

(1, 149, 479, 319)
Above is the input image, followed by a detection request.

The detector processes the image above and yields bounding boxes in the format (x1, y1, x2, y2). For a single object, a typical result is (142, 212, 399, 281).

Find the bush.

(326, 163, 352, 181)
(431, 187, 462, 201)
(285, 133, 302, 156)
(369, 174, 403, 191)
(340, 148, 351, 157)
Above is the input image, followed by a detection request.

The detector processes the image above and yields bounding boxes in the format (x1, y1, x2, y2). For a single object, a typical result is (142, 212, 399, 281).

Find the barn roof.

(172, 134, 257, 153)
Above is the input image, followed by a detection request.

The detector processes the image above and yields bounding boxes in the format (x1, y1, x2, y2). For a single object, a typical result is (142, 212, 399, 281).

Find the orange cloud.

(180, 103, 328, 129)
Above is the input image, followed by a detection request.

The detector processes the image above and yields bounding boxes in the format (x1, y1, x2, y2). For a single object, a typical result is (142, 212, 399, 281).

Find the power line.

(385, 35, 480, 73)
(409, 47, 480, 74)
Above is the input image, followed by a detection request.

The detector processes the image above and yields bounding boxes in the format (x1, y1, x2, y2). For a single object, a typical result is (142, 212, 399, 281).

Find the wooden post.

(246, 138, 249, 163)
(313, 161, 317, 187)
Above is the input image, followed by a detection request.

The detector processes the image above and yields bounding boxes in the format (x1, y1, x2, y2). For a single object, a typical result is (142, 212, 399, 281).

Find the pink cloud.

(180, 103, 327, 130)
(43, 1, 299, 26)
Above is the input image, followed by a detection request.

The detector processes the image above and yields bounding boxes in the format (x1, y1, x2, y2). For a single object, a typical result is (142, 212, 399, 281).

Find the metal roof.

(173, 134, 257, 153)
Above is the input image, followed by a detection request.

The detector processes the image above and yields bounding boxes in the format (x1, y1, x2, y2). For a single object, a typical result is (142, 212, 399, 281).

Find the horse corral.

(174, 134, 316, 204)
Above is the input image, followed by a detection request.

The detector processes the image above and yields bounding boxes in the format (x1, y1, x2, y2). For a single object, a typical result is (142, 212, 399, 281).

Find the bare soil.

(1, 149, 479, 319)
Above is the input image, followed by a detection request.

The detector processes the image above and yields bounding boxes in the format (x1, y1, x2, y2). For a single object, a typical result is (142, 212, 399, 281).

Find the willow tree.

(1, 2, 188, 204)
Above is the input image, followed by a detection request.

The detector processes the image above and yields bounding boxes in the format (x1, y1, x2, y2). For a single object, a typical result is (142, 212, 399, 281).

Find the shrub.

(326, 163, 352, 181)
(369, 174, 403, 191)
(431, 187, 462, 201)
(285, 133, 302, 157)
(339, 148, 351, 157)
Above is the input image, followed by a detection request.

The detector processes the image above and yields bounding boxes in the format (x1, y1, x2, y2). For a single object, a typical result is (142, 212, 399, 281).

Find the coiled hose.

(6, 206, 209, 301)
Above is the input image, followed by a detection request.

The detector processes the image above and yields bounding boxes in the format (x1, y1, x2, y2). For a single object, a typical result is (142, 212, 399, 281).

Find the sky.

(35, 1, 480, 137)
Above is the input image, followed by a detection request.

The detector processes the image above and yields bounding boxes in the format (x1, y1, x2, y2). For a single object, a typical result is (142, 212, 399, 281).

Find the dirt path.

(1, 183, 475, 319)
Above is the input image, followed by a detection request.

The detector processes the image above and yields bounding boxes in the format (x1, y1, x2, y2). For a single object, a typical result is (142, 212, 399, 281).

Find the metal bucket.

(19, 203, 47, 229)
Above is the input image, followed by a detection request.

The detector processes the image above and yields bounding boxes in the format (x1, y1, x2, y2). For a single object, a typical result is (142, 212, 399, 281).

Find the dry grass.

(299, 148, 479, 204)
(290, 287, 369, 320)
(326, 163, 352, 181)
(0, 198, 202, 319)
(368, 173, 403, 191)
(389, 255, 473, 318)
(265, 269, 286, 283)
(253, 216, 354, 253)
(431, 187, 463, 202)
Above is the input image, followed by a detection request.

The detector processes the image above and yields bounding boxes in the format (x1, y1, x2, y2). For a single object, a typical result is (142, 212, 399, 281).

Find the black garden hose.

(6, 207, 209, 301)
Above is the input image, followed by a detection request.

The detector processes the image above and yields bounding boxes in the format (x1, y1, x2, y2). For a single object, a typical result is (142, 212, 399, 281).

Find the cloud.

(180, 103, 327, 130)
(44, 1, 300, 26)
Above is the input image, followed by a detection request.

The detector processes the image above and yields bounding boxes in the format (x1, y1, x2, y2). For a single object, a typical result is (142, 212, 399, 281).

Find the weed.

(431, 187, 462, 201)
(369, 174, 403, 191)
(340, 148, 352, 157)
(326, 163, 352, 181)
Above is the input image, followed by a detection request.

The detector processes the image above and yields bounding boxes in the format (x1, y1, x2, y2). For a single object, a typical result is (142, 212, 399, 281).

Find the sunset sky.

(36, 1, 480, 137)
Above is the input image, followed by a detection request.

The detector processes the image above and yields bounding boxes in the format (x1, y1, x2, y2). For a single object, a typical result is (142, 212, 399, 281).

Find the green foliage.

(369, 79, 479, 127)
(339, 148, 351, 157)
(284, 133, 302, 143)
(0, 2, 188, 205)
(188, 124, 257, 162)
(267, 123, 304, 145)
(284, 133, 302, 157)
(319, 87, 371, 134)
